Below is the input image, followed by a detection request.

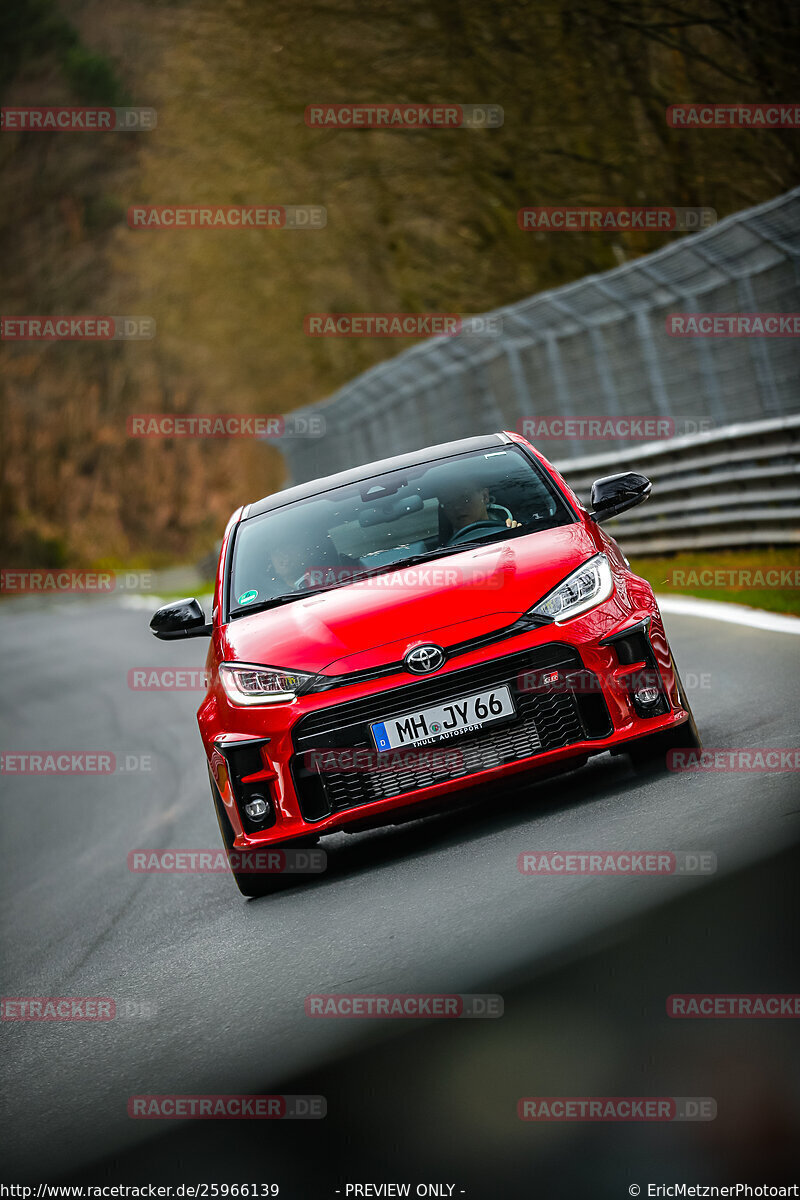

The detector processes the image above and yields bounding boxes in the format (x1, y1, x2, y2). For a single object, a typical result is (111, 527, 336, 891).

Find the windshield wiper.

(344, 543, 485, 581)
(230, 531, 528, 616)
(345, 533, 526, 580)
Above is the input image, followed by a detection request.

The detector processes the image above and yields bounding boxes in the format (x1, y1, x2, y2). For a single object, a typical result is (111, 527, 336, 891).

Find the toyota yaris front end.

(151, 431, 701, 896)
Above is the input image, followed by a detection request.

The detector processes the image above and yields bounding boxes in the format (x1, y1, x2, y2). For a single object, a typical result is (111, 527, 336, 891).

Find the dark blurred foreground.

(64, 842, 800, 1197)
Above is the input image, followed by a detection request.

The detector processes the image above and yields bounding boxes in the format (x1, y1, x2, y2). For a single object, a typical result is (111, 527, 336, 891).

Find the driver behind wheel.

(438, 479, 521, 541)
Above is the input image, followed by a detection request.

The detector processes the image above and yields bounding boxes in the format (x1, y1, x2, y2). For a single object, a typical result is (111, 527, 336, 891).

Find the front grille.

(291, 644, 611, 820)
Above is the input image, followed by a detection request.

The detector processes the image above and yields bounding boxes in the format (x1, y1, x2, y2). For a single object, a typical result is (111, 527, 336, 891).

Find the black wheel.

(627, 663, 702, 773)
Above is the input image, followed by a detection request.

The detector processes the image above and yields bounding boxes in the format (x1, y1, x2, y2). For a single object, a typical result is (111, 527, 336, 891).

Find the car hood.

(218, 523, 601, 675)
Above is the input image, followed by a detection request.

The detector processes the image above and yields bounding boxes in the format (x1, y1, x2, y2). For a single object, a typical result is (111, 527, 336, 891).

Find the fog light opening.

(244, 795, 270, 821)
(634, 686, 660, 706)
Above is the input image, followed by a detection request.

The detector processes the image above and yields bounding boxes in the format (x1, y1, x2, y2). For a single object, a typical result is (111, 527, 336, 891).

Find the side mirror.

(590, 472, 652, 522)
(150, 597, 212, 640)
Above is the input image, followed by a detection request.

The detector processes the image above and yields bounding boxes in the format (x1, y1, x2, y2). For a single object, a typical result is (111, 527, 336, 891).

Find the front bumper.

(199, 607, 687, 849)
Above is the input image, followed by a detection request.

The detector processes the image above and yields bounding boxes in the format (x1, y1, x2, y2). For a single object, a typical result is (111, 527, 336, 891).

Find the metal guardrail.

(557, 414, 800, 554)
(279, 187, 800, 493)
(273, 190, 800, 556)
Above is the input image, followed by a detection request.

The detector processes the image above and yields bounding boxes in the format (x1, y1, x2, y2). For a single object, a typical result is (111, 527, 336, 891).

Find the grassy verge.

(630, 548, 800, 618)
(150, 583, 215, 602)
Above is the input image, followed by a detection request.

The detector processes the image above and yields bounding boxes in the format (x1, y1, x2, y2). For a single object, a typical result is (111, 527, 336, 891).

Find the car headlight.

(219, 662, 314, 705)
(529, 553, 614, 623)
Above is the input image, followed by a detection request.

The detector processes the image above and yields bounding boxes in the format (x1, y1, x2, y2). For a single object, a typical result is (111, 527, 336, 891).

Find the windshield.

(228, 445, 574, 616)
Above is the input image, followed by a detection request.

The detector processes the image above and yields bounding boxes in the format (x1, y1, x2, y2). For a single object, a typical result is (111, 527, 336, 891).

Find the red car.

(151, 432, 701, 896)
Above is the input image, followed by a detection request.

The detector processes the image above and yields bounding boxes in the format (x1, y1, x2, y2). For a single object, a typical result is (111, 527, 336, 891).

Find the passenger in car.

(270, 531, 359, 592)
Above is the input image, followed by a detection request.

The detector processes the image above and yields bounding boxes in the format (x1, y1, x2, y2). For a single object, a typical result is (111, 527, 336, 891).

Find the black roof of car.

(243, 431, 512, 519)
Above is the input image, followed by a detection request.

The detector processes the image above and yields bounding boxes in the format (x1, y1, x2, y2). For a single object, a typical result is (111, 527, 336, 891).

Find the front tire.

(627, 663, 702, 772)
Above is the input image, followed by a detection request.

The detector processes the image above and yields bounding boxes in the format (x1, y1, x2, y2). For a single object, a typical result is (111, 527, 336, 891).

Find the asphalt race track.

(1, 594, 798, 1180)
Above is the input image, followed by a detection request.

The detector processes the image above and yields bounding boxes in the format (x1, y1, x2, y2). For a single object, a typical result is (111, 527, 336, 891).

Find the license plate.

(371, 685, 515, 751)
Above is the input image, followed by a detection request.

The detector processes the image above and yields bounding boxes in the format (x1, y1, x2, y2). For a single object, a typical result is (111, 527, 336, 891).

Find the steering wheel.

(445, 519, 507, 546)
(487, 502, 513, 523)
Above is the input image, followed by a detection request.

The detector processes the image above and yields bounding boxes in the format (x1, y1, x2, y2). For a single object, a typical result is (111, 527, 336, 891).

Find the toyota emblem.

(404, 643, 446, 675)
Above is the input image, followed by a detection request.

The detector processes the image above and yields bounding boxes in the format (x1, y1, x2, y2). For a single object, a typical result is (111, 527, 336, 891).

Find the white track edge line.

(656, 593, 800, 635)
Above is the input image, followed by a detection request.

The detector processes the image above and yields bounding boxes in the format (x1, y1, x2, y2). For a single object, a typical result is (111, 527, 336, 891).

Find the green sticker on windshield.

(237, 589, 258, 606)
